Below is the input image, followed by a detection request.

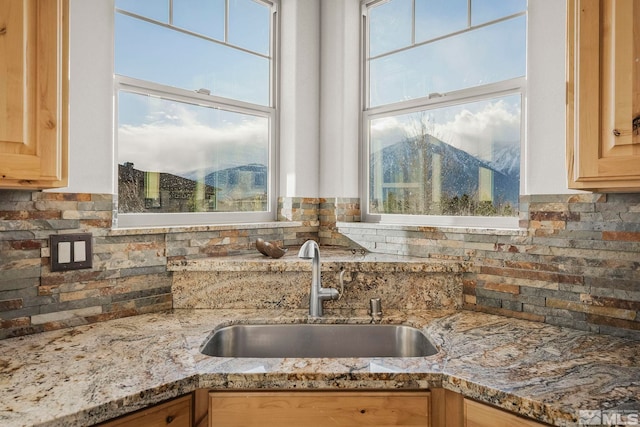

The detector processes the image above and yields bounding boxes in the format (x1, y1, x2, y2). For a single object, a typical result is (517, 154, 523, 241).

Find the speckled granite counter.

(1, 309, 638, 427)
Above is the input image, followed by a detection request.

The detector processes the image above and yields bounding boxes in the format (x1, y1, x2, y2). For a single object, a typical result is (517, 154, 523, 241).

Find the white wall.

(319, 0, 361, 198)
(64, 0, 574, 199)
(65, 0, 115, 194)
(525, 0, 577, 195)
(279, 0, 321, 198)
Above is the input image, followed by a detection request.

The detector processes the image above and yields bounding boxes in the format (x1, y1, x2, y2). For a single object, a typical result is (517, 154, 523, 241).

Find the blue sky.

(115, 0, 271, 106)
(369, 0, 526, 106)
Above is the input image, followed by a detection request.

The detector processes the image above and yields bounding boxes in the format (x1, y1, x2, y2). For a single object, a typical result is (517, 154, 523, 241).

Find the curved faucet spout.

(298, 240, 338, 317)
(297, 239, 318, 260)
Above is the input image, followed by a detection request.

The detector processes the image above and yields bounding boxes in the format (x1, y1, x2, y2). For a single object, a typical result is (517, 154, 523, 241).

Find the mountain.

(203, 163, 267, 189)
(182, 163, 266, 188)
(487, 143, 520, 179)
(371, 134, 519, 214)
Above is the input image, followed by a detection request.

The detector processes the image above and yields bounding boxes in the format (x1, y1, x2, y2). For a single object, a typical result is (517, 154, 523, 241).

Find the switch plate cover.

(50, 233, 93, 272)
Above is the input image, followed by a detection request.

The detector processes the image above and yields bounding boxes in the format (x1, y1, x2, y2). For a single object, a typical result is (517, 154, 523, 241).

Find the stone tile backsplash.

(339, 194, 640, 340)
(0, 191, 639, 340)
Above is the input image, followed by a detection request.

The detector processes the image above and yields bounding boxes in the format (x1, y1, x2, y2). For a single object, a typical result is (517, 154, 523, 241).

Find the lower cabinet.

(94, 389, 550, 427)
(208, 391, 431, 427)
(97, 394, 192, 427)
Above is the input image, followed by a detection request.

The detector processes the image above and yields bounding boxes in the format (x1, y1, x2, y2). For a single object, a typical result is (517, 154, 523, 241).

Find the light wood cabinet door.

(463, 398, 549, 427)
(209, 391, 431, 427)
(0, 0, 68, 189)
(97, 394, 192, 427)
(567, 0, 640, 191)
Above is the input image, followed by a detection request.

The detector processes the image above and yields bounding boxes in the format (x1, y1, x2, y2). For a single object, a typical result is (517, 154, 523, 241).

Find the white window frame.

(360, 0, 527, 230)
(114, 0, 280, 228)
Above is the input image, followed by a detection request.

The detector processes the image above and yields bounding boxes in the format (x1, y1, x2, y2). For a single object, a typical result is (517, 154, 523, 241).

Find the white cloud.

(118, 105, 268, 176)
(433, 99, 521, 159)
(371, 98, 521, 161)
(370, 116, 409, 149)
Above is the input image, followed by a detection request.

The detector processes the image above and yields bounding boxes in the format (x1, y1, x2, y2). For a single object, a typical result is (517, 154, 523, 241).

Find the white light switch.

(74, 241, 86, 262)
(58, 242, 71, 263)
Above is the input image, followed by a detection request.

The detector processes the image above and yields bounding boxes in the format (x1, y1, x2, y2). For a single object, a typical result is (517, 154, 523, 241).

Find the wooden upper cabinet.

(567, 0, 640, 191)
(0, 0, 68, 189)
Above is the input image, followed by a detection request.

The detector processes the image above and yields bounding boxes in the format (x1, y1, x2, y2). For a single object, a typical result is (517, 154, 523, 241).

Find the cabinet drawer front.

(210, 391, 431, 427)
(98, 394, 192, 427)
(464, 398, 548, 427)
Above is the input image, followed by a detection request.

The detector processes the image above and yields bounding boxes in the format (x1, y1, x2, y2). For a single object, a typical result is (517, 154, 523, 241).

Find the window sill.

(336, 221, 527, 237)
(108, 221, 305, 236)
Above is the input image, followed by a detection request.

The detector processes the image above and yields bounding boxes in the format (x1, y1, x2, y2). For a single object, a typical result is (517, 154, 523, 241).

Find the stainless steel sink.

(200, 323, 438, 358)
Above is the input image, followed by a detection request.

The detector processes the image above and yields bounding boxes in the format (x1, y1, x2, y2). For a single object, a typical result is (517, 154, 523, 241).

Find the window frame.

(113, 0, 280, 228)
(360, 0, 527, 229)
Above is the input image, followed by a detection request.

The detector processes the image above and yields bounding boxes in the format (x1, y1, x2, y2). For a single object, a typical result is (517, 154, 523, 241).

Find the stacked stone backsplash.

(338, 194, 640, 340)
(0, 192, 319, 339)
(0, 191, 171, 339)
(1, 191, 639, 340)
(279, 196, 361, 247)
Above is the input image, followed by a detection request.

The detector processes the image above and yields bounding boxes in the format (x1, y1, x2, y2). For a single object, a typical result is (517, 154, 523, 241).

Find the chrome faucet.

(298, 240, 339, 317)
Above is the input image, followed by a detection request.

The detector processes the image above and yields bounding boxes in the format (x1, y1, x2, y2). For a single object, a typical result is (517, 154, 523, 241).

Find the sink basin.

(200, 323, 438, 358)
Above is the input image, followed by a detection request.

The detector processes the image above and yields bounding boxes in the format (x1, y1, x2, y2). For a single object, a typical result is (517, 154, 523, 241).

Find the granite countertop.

(1, 308, 639, 427)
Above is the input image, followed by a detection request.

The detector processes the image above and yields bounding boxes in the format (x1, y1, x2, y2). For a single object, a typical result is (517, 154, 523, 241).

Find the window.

(363, 0, 526, 228)
(114, 0, 278, 227)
